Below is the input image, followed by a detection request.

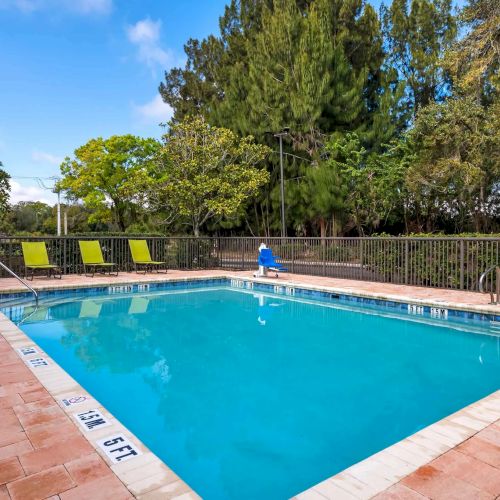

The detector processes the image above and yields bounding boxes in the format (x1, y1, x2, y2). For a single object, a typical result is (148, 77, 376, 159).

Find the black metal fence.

(0, 236, 498, 292)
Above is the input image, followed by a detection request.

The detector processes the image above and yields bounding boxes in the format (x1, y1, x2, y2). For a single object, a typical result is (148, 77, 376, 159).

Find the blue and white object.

(254, 244, 288, 277)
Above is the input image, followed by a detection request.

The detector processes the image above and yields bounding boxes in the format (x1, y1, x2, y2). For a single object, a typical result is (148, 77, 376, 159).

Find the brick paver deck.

(0, 335, 133, 500)
(0, 271, 499, 499)
(374, 421, 500, 499)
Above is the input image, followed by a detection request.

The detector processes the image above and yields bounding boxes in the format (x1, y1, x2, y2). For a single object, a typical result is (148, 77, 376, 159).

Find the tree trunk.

(113, 201, 126, 232)
(477, 184, 485, 232)
(319, 217, 326, 239)
(117, 210, 126, 231)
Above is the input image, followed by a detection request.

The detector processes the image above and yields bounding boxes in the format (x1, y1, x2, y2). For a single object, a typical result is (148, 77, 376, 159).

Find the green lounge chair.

(21, 242, 62, 280)
(79, 240, 118, 277)
(128, 239, 166, 273)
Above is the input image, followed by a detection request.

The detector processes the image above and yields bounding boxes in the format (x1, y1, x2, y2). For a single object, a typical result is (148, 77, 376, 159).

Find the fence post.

(322, 240, 326, 277)
(216, 237, 220, 269)
(495, 267, 500, 304)
(404, 239, 409, 285)
(63, 238, 67, 275)
(241, 239, 245, 270)
(291, 241, 295, 274)
(360, 239, 364, 274)
(459, 240, 465, 290)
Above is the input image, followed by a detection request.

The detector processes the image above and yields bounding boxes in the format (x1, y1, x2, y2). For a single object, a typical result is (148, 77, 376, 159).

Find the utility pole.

(274, 129, 289, 238)
(56, 190, 61, 236)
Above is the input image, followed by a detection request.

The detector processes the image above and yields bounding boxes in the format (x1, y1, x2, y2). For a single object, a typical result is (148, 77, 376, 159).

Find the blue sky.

(0, 0, 228, 203)
(1, 0, 459, 205)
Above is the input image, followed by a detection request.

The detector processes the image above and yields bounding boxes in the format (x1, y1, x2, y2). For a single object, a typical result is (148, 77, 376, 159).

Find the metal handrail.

(0, 261, 38, 305)
(479, 265, 499, 304)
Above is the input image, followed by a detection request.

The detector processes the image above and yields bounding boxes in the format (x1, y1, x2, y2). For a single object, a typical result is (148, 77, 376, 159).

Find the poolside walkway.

(375, 423, 500, 499)
(0, 334, 134, 500)
(0, 271, 499, 499)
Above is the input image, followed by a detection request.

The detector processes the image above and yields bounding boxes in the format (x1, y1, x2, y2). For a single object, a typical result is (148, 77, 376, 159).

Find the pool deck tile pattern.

(0, 270, 499, 499)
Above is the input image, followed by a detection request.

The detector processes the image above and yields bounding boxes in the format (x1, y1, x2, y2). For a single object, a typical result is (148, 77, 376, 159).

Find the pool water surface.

(12, 287, 500, 499)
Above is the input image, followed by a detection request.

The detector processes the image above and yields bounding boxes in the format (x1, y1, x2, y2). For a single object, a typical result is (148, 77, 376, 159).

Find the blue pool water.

(9, 286, 500, 499)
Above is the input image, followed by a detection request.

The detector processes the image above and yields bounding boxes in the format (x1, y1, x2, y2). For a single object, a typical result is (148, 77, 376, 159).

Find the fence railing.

(0, 236, 498, 292)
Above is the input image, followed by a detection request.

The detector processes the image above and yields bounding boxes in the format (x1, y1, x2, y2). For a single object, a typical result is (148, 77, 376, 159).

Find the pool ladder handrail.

(0, 261, 39, 305)
(478, 265, 499, 305)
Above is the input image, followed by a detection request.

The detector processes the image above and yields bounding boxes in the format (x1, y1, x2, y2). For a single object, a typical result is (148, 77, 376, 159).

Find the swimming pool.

(4, 281, 500, 499)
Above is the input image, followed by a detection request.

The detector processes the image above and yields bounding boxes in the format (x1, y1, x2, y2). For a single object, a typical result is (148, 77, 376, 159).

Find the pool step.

(0, 296, 35, 308)
(489, 321, 500, 334)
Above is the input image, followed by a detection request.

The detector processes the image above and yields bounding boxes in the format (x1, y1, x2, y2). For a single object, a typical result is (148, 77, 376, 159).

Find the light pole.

(274, 129, 289, 238)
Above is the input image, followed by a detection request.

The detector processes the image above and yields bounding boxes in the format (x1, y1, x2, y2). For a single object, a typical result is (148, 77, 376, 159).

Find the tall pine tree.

(382, 0, 457, 115)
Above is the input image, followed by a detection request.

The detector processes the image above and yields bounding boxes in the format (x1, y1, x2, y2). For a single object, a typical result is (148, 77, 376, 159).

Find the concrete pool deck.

(0, 271, 499, 499)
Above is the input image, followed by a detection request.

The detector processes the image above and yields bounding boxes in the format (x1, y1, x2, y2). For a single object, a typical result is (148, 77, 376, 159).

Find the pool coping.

(244, 275, 500, 317)
(2, 272, 500, 319)
(0, 273, 499, 499)
(0, 272, 500, 324)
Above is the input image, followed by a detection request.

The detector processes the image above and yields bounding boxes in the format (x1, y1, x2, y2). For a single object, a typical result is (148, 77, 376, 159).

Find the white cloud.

(126, 18, 174, 70)
(127, 18, 161, 45)
(10, 180, 56, 205)
(134, 94, 173, 124)
(74, 0, 111, 14)
(0, 0, 112, 14)
(32, 150, 64, 166)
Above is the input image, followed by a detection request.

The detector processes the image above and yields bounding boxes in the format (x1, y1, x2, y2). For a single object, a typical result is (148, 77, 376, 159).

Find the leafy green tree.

(324, 133, 409, 234)
(0, 161, 10, 215)
(153, 0, 498, 235)
(245, 0, 386, 154)
(0, 161, 11, 232)
(160, 0, 273, 129)
(445, 0, 499, 98)
(382, 0, 457, 114)
(405, 96, 499, 232)
(59, 135, 160, 231)
(159, 36, 223, 122)
(158, 0, 407, 235)
(9, 202, 53, 233)
(152, 116, 271, 236)
(303, 161, 346, 237)
(41, 204, 93, 234)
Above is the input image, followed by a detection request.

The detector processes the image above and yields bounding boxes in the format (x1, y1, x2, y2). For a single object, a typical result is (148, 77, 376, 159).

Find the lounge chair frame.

(82, 263, 118, 278)
(24, 265, 62, 281)
(133, 262, 167, 274)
